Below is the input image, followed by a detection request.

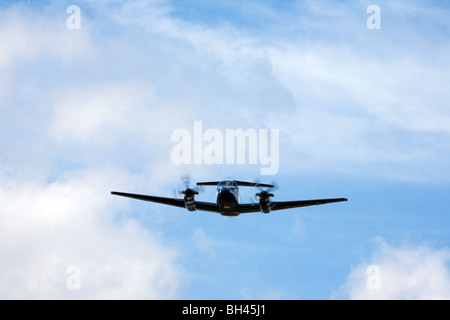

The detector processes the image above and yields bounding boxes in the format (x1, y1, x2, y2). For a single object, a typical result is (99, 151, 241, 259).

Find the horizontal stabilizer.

(196, 181, 221, 186)
(235, 181, 274, 188)
(197, 180, 274, 188)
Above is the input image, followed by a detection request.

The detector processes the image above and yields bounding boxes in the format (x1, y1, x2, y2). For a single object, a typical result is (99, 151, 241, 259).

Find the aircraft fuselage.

(216, 180, 241, 216)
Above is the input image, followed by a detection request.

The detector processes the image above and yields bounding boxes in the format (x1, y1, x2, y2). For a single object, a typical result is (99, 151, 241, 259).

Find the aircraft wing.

(237, 198, 348, 213)
(111, 191, 186, 209)
(111, 191, 347, 214)
(228, 203, 260, 213)
(194, 201, 221, 213)
(270, 198, 348, 211)
(111, 191, 221, 212)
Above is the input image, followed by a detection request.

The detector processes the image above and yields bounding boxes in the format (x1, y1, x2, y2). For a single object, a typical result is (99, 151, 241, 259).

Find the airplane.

(111, 178, 347, 217)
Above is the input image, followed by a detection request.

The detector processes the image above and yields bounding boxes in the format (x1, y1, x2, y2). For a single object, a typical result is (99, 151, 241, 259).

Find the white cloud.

(50, 82, 157, 144)
(0, 168, 182, 299)
(265, 17, 450, 180)
(338, 238, 450, 299)
(0, 4, 96, 70)
(192, 227, 215, 255)
(2, 0, 450, 299)
(240, 286, 285, 300)
(1, 0, 446, 184)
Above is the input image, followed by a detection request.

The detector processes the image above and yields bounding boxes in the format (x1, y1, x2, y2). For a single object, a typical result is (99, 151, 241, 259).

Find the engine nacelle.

(181, 188, 198, 212)
(259, 199, 271, 213)
(256, 191, 274, 214)
(184, 195, 196, 211)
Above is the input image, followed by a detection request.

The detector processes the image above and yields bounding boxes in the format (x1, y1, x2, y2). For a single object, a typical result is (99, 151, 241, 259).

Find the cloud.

(50, 82, 158, 145)
(240, 286, 285, 300)
(1, 0, 450, 299)
(337, 238, 450, 299)
(0, 167, 182, 299)
(192, 227, 215, 255)
(3, 0, 448, 184)
(262, 1, 450, 181)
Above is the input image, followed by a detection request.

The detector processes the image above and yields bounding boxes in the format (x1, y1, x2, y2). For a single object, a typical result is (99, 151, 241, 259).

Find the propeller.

(255, 190, 274, 200)
(251, 180, 278, 213)
(174, 175, 203, 198)
(251, 180, 279, 203)
(175, 175, 204, 212)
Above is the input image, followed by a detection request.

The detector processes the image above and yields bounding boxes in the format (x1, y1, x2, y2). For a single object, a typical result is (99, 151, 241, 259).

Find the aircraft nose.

(218, 189, 237, 209)
(218, 189, 233, 200)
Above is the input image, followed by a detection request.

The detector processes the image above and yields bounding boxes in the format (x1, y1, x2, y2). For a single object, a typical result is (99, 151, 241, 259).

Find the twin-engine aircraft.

(111, 179, 347, 217)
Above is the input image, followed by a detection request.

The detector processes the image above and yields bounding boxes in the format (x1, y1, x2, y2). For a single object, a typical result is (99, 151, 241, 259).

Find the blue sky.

(0, 0, 450, 299)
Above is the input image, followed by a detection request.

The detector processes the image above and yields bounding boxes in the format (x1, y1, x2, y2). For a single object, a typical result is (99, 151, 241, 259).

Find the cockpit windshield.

(218, 180, 238, 192)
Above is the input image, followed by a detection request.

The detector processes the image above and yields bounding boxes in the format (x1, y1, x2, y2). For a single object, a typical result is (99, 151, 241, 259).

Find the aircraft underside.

(111, 179, 347, 216)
